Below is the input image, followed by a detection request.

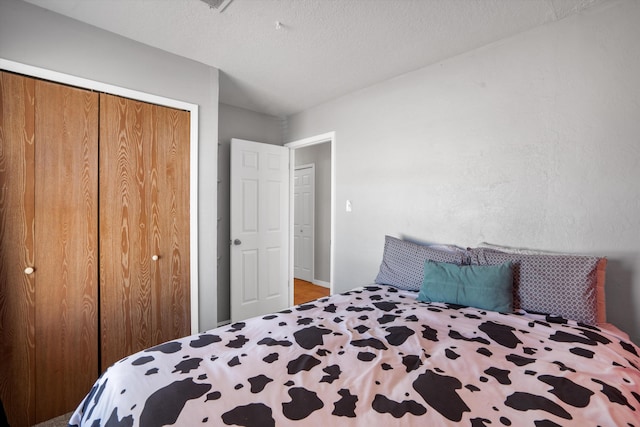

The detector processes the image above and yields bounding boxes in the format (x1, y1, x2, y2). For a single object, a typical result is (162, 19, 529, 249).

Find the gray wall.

(287, 0, 640, 344)
(294, 143, 331, 284)
(218, 103, 283, 323)
(0, 0, 220, 331)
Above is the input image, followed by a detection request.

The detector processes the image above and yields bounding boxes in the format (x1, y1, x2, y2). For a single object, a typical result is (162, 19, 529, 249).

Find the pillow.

(477, 242, 561, 256)
(475, 243, 608, 322)
(469, 248, 601, 324)
(375, 236, 467, 291)
(594, 258, 607, 323)
(425, 243, 468, 254)
(417, 261, 513, 312)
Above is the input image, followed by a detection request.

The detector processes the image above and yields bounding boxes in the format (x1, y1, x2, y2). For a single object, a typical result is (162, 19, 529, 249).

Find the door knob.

(233, 239, 242, 245)
(24, 267, 35, 275)
(151, 255, 159, 261)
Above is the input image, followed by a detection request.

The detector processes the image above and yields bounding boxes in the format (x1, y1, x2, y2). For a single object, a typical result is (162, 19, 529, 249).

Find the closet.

(0, 71, 191, 426)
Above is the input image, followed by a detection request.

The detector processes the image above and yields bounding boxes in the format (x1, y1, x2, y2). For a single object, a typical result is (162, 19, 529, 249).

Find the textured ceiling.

(24, 0, 608, 117)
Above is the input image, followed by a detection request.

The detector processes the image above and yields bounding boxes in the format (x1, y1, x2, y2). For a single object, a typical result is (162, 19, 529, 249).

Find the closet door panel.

(151, 106, 190, 344)
(0, 72, 36, 427)
(34, 79, 99, 422)
(100, 95, 190, 370)
(100, 94, 153, 370)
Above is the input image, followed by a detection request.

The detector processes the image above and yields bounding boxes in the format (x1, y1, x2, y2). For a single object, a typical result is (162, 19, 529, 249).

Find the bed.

(69, 237, 640, 426)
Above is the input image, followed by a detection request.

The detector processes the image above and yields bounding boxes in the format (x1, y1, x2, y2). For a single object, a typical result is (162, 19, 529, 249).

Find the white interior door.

(230, 139, 290, 322)
(294, 165, 314, 282)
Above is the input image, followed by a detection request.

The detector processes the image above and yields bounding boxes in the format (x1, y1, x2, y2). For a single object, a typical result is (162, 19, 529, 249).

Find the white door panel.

(231, 139, 289, 322)
(293, 165, 314, 282)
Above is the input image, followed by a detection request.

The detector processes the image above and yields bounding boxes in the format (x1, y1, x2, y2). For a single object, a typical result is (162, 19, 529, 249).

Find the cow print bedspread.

(69, 285, 640, 426)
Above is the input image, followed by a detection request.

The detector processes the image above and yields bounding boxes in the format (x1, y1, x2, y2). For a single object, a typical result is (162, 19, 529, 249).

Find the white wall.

(0, 0, 220, 331)
(294, 143, 332, 284)
(218, 103, 283, 323)
(287, 0, 640, 344)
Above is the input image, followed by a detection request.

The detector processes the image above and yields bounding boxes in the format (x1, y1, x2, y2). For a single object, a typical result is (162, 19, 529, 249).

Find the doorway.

(286, 132, 335, 304)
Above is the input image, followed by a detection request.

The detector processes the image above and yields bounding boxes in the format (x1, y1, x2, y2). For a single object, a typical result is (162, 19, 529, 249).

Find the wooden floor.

(294, 278, 329, 304)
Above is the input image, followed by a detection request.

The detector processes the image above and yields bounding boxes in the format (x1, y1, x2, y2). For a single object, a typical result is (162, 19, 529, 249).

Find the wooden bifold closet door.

(0, 73, 190, 426)
(99, 94, 190, 371)
(0, 72, 99, 426)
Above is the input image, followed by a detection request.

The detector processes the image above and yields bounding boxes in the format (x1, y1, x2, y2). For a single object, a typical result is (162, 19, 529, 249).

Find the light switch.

(346, 200, 352, 212)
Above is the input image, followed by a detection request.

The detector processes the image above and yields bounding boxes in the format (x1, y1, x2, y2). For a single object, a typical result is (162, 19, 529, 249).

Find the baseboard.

(313, 280, 330, 288)
(217, 320, 231, 327)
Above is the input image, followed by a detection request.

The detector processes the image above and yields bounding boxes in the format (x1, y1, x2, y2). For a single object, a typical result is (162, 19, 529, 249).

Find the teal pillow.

(418, 260, 513, 312)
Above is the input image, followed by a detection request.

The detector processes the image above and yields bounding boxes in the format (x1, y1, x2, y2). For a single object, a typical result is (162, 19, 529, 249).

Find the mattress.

(69, 285, 640, 426)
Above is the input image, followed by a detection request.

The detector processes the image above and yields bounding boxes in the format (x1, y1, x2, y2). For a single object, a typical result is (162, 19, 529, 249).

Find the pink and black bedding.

(69, 237, 640, 426)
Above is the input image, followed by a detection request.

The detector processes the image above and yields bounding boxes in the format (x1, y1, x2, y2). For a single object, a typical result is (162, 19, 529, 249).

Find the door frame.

(293, 163, 315, 283)
(285, 132, 335, 300)
(0, 58, 200, 334)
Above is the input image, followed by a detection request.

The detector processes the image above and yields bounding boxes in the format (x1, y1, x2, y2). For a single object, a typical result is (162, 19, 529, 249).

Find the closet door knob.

(151, 255, 159, 261)
(24, 267, 35, 275)
(233, 239, 242, 245)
